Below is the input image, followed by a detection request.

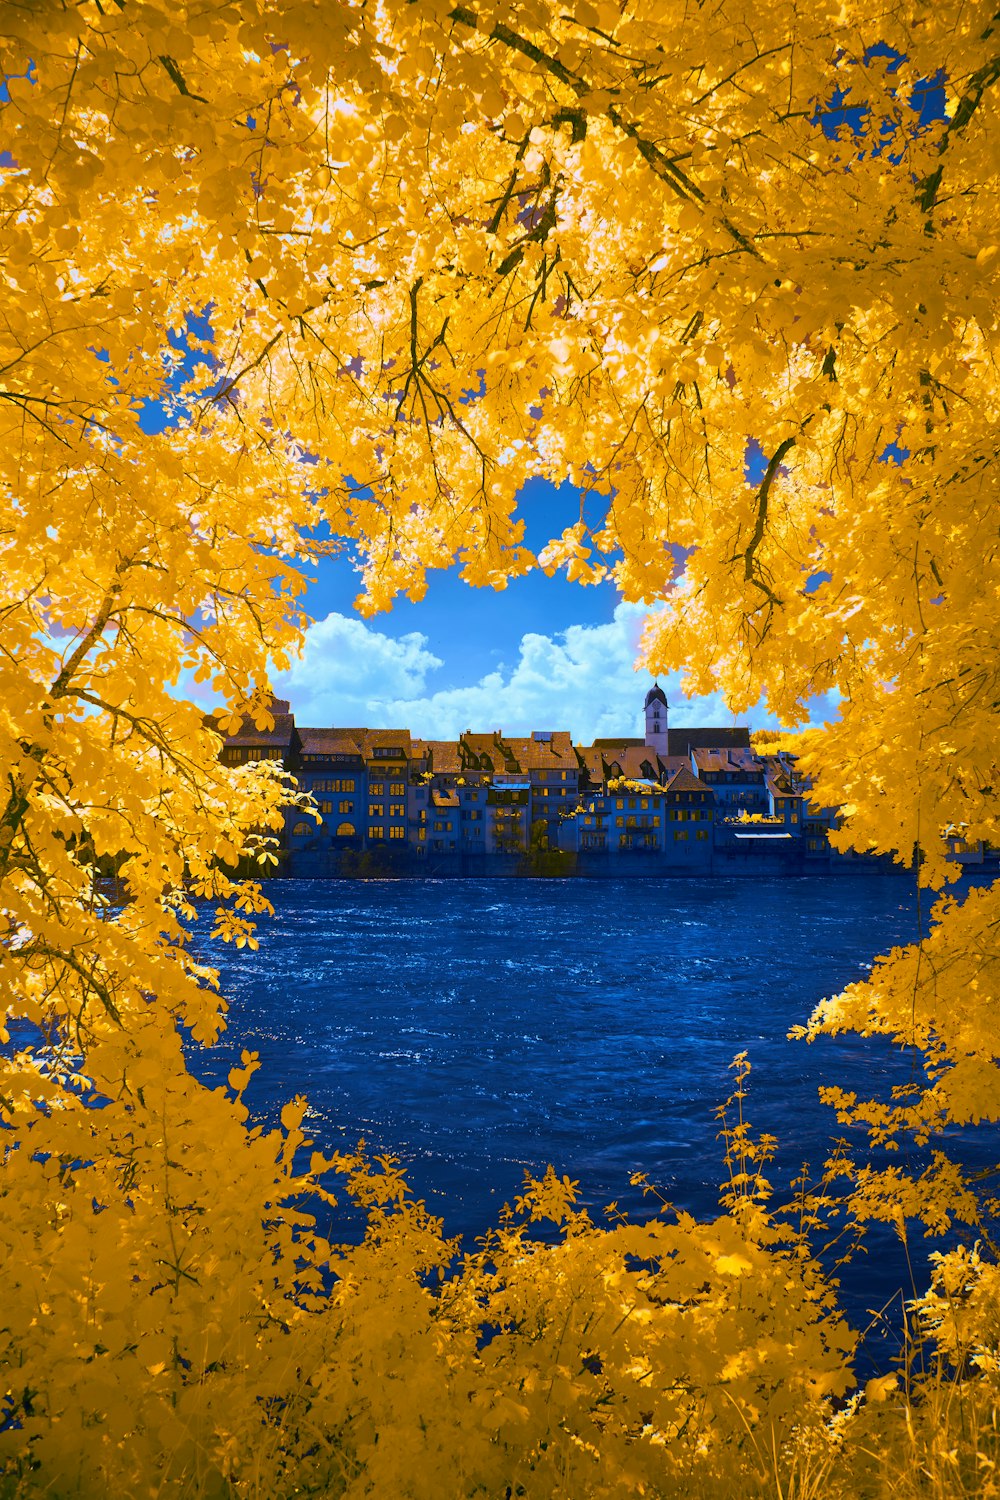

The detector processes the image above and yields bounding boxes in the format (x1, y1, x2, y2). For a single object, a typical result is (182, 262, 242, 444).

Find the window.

(417, 827, 426, 841)
(315, 778, 355, 792)
(616, 816, 624, 828)
(790, 811, 799, 823)
(389, 826, 405, 840)
(674, 830, 689, 841)
(369, 825, 384, 839)
(372, 746, 403, 758)
(318, 800, 333, 815)
(368, 803, 384, 817)
(336, 821, 355, 837)
(652, 816, 660, 827)
(616, 799, 624, 809)
(291, 820, 313, 837)
(640, 798, 649, 810)
(696, 829, 709, 841)
(390, 782, 405, 795)
(389, 802, 405, 817)
(370, 781, 385, 795)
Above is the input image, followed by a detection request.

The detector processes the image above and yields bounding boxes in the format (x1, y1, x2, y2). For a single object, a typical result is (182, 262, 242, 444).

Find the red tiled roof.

(211, 711, 296, 748)
(657, 754, 693, 779)
(692, 748, 760, 774)
(575, 746, 609, 778)
(362, 729, 411, 755)
(667, 766, 715, 797)
(462, 732, 516, 769)
(613, 746, 663, 781)
(420, 740, 462, 773)
(668, 726, 750, 753)
(298, 727, 365, 756)
(503, 735, 579, 771)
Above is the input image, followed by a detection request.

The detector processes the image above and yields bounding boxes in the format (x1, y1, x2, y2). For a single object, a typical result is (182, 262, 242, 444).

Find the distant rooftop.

(668, 727, 750, 754)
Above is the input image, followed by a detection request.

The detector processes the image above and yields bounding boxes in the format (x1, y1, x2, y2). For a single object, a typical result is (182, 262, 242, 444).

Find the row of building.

(213, 687, 898, 877)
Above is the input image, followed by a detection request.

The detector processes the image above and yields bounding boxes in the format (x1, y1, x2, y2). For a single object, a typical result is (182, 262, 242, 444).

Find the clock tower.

(644, 683, 668, 755)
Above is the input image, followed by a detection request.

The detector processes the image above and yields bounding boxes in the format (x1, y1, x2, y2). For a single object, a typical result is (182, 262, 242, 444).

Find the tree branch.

(449, 5, 763, 260)
(742, 435, 796, 600)
(919, 23, 1000, 218)
(157, 54, 208, 104)
(0, 563, 130, 874)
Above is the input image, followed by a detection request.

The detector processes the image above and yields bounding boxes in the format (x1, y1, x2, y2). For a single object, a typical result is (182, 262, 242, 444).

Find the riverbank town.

(214, 687, 985, 879)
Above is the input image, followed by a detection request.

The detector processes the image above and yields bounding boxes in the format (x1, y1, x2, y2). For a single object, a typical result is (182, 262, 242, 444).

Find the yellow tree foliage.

(1, 0, 999, 1493)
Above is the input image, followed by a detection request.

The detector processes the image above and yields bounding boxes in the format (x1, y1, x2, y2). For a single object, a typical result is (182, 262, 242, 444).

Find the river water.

(194, 873, 997, 1371)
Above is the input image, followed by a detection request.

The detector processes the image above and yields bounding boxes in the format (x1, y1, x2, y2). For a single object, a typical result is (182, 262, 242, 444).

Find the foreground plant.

(1, 0, 999, 1492)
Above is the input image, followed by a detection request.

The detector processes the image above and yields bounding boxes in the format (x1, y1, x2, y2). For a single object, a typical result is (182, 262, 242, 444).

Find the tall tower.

(644, 683, 668, 755)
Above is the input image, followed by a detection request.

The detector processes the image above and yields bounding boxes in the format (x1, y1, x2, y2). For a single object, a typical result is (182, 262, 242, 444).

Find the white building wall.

(644, 692, 669, 755)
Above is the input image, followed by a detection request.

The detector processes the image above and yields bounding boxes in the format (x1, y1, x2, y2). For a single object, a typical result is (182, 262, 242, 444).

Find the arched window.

(336, 821, 356, 837)
(291, 820, 313, 837)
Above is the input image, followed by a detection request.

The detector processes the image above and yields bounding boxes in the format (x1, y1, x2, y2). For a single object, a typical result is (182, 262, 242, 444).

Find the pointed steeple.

(644, 682, 668, 754)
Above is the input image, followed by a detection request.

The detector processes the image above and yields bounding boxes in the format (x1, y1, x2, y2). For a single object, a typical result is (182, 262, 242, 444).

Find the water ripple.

(190, 872, 998, 1368)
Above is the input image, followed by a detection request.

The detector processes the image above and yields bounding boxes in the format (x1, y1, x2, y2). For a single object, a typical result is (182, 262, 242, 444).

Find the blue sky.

(149, 37, 945, 746)
(145, 367, 829, 741)
(268, 477, 828, 743)
(151, 329, 839, 746)
(31, 38, 942, 744)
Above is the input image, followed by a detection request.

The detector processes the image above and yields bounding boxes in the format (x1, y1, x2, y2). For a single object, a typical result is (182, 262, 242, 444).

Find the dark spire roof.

(644, 682, 668, 709)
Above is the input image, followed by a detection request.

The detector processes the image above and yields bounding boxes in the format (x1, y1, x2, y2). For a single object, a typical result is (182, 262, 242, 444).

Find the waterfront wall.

(283, 845, 903, 879)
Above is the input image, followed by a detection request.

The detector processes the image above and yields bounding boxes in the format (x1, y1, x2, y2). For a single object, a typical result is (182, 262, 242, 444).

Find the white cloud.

(273, 612, 443, 725)
(272, 603, 795, 741)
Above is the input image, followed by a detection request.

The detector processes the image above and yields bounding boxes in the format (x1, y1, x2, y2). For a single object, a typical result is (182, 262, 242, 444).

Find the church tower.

(644, 683, 668, 755)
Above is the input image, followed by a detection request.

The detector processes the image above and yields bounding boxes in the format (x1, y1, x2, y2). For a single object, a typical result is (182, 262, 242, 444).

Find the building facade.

(210, 695, 896, 877)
